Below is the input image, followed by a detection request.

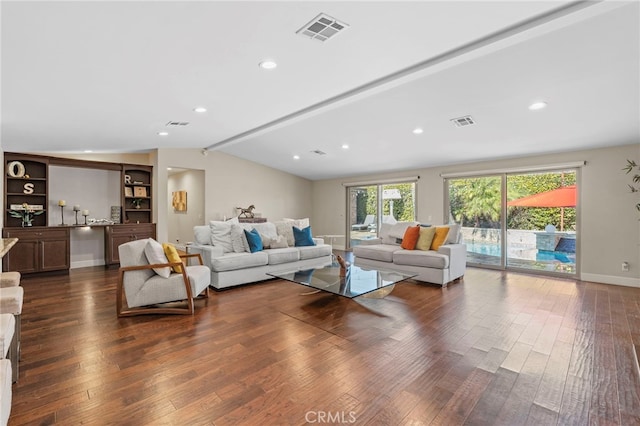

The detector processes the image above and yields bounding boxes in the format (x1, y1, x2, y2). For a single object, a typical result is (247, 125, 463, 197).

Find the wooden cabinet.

(104, 223, 156, 265)
(4, 154, 49, 227)
(2, 227, 70, 273)
(122, 165, 153, 224)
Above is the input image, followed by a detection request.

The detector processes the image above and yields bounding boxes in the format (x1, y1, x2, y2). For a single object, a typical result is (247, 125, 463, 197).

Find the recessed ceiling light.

(83, 150, 93, 153)
(259, 60, 277, 70)
(342, 144, 349, 149)
(413, 128, 424, 134)
(167, 167, 172, 171)
(158, 131, 169, 136)
(193, 107, 207, 113)
(293, 155, 300, 160)
(529, 101, 548, 110)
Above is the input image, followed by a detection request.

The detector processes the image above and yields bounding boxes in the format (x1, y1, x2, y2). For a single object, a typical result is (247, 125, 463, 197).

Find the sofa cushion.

(352, 244, 398, 263)
(379, 223, 398, 245)
(298, 244, 332, 260)
(265, 247, 300, 265)
(446, 223, 462, 244)
(244, 228, 264, 253)
(400, 225, 420, 250)
(393, 250, 449, 269)
(283, 217, 309, 229)
(388, 221, 419, 239)
(293, 226, 316, 247)
(144, 239, 171, 278)
(209, 221, 234, 253)
(210, 252, 269, 272)
(416, 227, 436, 251)
(430, 226, 450, 250)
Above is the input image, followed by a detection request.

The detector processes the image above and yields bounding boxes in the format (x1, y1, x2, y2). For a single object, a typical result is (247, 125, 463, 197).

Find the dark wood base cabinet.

(2, 227, 70, 273)
(104, 223, 156, 266)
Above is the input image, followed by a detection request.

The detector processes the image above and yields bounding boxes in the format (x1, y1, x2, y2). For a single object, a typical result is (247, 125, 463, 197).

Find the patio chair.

(352, 214, 375, 231)
(117, 238, 210, 317)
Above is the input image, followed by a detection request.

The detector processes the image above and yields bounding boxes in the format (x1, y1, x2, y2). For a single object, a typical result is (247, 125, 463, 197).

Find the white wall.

(154, 148, 313, 243)
(49, 166, 121, 268)
(167, 169, 205, 244)
(311, 144, 640, 287)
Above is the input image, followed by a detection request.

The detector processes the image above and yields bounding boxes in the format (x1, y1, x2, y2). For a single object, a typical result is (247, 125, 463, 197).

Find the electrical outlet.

(622, 261, 630, 272)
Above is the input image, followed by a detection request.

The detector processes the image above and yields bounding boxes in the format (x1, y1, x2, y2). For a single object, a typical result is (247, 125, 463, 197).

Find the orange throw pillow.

(430, 226, 450, 250)
(400, 225, 421, 250)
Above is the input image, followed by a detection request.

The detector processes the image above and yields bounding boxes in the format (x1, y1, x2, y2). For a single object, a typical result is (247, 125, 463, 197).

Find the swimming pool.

(466, 242, 575, 264)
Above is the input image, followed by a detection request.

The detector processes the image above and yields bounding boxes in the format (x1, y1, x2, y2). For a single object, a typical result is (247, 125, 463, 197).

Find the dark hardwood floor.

(7, 260, 640, 425)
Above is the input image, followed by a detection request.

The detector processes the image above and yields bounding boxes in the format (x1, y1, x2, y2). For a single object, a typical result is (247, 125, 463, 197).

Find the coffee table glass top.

(268, 264, 416, 299)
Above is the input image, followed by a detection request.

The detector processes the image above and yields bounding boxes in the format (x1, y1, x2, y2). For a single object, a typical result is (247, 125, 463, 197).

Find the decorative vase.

(135, 205, 141, 209)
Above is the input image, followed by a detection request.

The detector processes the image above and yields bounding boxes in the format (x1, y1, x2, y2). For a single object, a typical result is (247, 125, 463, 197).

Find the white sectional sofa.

(190, 219, 332, 289)
(353, 221, 467, 287)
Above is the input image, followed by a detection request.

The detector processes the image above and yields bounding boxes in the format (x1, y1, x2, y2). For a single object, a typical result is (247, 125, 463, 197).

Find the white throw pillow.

(144, 239, 171, 278)
(209, 221, 234, 253)
(274, 221, 295, 247)
(446, 223, 461, 244)
(230, 224, 250, 253)
(269, 235, 289, 249)
(283, 217, 310, 230)
(250, 222, 277, 249)
(193, 225, 211, 245)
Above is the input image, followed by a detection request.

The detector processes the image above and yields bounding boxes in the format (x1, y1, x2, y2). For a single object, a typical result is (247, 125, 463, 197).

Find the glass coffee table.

(268, 264, 416, 299)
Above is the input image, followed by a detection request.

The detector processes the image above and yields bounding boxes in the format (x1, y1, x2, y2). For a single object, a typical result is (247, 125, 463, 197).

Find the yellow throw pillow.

(416, 227, 436, 250)
(162, 243, 183, 273)
(430, 226, 450, 250)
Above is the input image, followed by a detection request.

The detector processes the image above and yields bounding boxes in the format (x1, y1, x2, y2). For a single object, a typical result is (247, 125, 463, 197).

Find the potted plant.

(623, 159, 640, 212)
(132, 198, 143, 209)
(10, 202, 44, 227)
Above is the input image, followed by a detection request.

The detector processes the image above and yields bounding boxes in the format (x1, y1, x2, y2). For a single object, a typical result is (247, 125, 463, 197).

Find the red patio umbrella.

(508, 185, 576, 231)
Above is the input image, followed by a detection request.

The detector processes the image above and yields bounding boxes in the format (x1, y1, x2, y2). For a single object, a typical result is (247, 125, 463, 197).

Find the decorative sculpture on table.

(336, 255, 350, 277)
(237, 205, 256, 218)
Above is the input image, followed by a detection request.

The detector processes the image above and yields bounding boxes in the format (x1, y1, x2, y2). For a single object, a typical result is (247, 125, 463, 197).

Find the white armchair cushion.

(144, 239, 171, 278)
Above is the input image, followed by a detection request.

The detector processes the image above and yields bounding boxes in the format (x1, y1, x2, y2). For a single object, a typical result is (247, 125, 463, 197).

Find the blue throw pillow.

(244, 228, 263, 253)
(293, 226, 316, 247)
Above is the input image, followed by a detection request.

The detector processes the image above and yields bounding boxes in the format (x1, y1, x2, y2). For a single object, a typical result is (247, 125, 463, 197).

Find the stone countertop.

(0, 238, 18, 258)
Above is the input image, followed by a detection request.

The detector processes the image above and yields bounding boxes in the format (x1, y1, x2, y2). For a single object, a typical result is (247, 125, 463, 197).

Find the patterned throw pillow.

(269, 235, 289, 249)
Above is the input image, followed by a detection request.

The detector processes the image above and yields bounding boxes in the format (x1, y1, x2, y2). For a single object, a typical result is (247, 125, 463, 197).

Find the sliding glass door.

(448, 175, 503, 267)
(348, 181, 416, 248)
(447, 168, 578, 276)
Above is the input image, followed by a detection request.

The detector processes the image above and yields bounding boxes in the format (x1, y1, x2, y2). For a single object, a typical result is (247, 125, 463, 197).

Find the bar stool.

(0, 314, 15, 383)
(0, 359, 10, 426)
(0, 286, 23, 382)
(0, 271, 20, 288)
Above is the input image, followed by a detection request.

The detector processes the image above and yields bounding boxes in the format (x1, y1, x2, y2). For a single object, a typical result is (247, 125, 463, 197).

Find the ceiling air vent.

(311, 149, 327, 156)
(296, 13, 349, 42)
(450, 116, 475, 128)
(166, 121, 189, 126)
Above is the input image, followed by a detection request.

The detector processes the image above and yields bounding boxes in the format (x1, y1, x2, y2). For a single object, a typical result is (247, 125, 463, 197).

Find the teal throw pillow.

(244, 228, 263, 253)
(293, 226, 316, 247)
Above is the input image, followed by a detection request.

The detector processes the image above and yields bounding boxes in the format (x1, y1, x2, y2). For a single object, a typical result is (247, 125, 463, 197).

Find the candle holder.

(82, 210, 89, 225)
(59, 205, 65, 225)
(73, 205, 81, 225)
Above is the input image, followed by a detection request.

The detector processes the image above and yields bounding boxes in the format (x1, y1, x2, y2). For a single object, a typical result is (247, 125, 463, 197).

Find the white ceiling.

(2, 1, 638, 180)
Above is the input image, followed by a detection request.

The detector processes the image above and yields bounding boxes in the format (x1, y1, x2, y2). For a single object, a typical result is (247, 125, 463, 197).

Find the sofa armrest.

(438, 243, 467, 279)
(357, 237, 382, 246)
(188, 244, 224, 270)
(312, 237, 324, 245)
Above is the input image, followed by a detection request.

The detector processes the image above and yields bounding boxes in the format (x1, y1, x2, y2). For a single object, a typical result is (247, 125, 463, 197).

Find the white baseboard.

(580, 273, 640, 288)
(71, 259, 105, 269)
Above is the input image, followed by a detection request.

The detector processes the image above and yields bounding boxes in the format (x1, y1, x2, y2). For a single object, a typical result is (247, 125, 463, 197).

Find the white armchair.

(117, 239, 210, 317)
